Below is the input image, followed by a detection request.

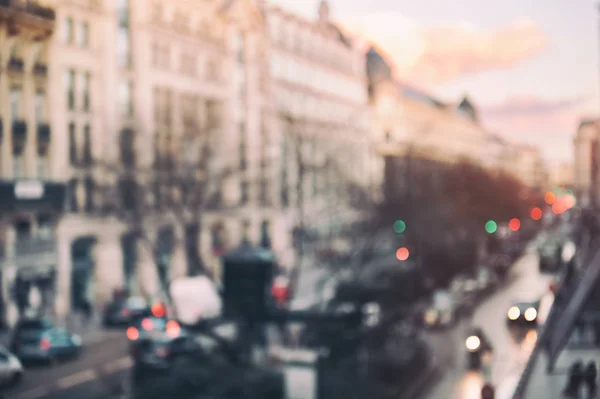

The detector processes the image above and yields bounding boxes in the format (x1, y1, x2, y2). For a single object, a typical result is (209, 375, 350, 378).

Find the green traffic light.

(485, 220, 497, 234)
(393, 220, 406, 234)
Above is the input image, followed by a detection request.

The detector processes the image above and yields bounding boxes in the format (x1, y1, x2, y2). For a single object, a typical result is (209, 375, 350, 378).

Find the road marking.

(57, 369, 97, 389)
(15, 386, 50, 399)
(103, 356, 133, 374)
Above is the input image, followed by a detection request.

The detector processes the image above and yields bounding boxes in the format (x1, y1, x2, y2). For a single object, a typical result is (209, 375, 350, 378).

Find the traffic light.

(396, 247, 409, 261)
(530, 207, 543, 221)
(485, 220, 497, 234)
(222, 245, 276, 321)
(508, 218, 521, 232)
(393, 220, 406, 234)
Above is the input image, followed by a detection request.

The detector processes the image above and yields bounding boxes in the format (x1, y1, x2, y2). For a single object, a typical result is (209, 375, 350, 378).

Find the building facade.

(0, 0, 65, 327)
(368, 46, 490, 168)
(266, 1, 376, 265)
(0, 0, 286, 325)
(573, 119, 599, 208)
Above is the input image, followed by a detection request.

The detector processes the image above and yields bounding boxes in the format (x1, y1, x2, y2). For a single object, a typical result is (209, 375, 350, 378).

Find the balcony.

(7, 57, 24, 72)
(0, 0, 56, 40)
(33, 62, 47, 76)
(37, 123, 50, 143)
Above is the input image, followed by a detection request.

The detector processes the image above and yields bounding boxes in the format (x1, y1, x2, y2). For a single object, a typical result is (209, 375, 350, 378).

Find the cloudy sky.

(269, 0, 599, 163)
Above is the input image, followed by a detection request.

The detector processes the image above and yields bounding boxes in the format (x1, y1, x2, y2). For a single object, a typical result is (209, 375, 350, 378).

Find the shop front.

(0, 180, 66, 327)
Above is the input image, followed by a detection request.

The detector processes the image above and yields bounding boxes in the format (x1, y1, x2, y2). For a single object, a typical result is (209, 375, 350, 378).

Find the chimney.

(318, 0, 330, 24)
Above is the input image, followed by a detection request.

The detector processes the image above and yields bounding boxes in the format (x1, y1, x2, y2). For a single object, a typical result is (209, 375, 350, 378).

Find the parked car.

(10, 317, 82, 364)
(0, 345, 23, 388)
(423, 290, 456, 329)
(103, 296, 150, 327)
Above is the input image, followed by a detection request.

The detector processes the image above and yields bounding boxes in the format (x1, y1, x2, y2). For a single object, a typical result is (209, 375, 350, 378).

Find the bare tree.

(94, 99, 231, 296)
(280, 114, 375, 297)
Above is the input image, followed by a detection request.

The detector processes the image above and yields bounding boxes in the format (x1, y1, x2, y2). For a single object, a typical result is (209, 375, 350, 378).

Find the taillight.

(151, 303, 166, 318)
(166, 320, 180, 338)
(40, 338, 51, 351)
(126, 327, 139, 341)
(141, 318, 153, 331)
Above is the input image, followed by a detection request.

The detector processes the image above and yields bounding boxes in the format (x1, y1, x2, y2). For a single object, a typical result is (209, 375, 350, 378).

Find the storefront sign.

(14, 181, 44, 200)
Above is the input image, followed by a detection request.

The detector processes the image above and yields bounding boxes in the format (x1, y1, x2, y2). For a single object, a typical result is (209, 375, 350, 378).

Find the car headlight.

(524, 308, 537, 321)
(465, 336, 481, 352)
(72, 334, 82, 346)
(508, 306, 520, 320)
(424, 310, 438, 325)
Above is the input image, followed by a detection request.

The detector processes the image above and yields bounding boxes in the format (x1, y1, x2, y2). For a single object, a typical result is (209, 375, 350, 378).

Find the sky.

(269, 0, 600, 164)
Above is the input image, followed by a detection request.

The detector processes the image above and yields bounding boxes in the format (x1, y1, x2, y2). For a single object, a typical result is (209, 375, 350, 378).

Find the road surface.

(5, 331, 130, 399)
(422, 245, 554, 399)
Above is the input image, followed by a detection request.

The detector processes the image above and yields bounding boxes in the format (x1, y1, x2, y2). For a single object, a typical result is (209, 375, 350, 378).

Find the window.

(68, 179, 79, 212)
(66, 69, 75, 110)
(239, 122, 247, 170)
(234, 32, 245, 63)
(84, 177, 95, 212)
(12, 155, 23, 179)
(69, 122, 77, 166)
(120, 128, 135, 167)
(82, 125, 92, 165)
(35, 90, 45, 121)
(260, 220, 271, 249)
(83, 72, 91, 111)
(259, 180, 269, 206)
(65, 17, 74, 43)
(117, 27, 131, 68)
(37, 153, 48, 179)
(240, 181, 248, 205)
(78, 21, 89, 47)
(119, 80, 133, 117)
(241, 220, 250, 243)
(10, 87, 21, 119)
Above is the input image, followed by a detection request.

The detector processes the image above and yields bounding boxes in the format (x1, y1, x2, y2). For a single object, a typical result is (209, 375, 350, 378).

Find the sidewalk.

(520, 344, 600, 398)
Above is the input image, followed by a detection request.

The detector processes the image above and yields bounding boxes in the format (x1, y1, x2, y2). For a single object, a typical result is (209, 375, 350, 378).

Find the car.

(507, 298, 540, 325)
(127, 317, 197, 381)
(10, 317, 82, 364)
(0, 346, 23, 388)
(423, 290, 456, 329)
(103, 296, 150, 327)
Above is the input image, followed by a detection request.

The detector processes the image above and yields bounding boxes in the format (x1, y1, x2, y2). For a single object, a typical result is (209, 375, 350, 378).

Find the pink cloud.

(480, 95, 591, 137)
(410, 20, 550, 84)
(342, 15, 550, 85)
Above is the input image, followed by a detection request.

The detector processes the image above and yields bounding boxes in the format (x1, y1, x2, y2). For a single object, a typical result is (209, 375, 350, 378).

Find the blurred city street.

(421, 246, 554, 399)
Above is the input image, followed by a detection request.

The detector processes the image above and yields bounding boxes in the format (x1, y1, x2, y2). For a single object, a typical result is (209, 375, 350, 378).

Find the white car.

(423, 290, 456, 328)
(0, 346, 23, 388)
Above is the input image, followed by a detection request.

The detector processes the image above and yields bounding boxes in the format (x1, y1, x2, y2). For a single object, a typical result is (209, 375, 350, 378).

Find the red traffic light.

(508, 218, 521, 232)
(530, 207, 543, 221)
(396, 247, 410, 261)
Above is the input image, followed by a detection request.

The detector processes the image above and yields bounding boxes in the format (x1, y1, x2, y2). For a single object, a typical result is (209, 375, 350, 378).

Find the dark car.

(507, 299, 540, 325)
(538, 241, 561, 273)
(127, 317, 196, 381)
(103, 296, 150, 327)
(10, 317, 82, 363)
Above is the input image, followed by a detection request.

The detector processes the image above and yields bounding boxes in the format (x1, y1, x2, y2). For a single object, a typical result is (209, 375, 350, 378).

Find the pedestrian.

(585, 361, 597, 397)
(82, 298, 93, 326)
(564, 360, 584, 398)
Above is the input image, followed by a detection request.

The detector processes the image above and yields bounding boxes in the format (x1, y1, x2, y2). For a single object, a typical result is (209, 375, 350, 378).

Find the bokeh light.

(396, 247, 409, 261)
(508, 218, 521, 231)
(552, 201, 566, 215)
(393, 220, 406, 234)
(530, 207, 543, 221)
(485, 220, 497, 234)
(544, 192, 556, 205)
